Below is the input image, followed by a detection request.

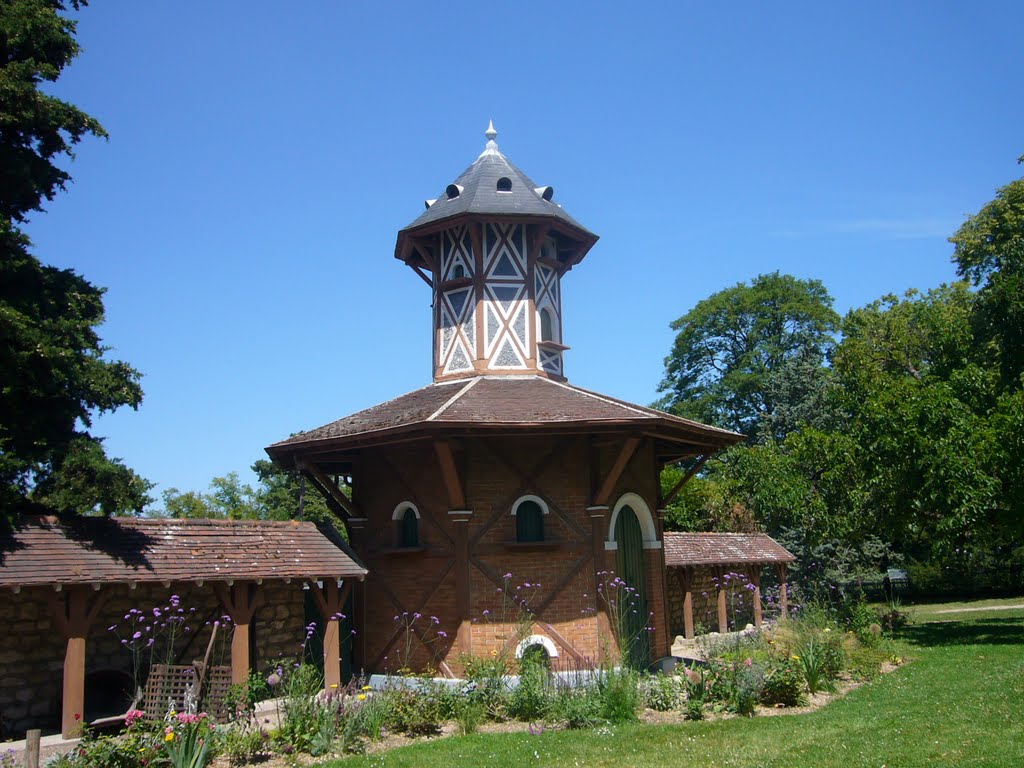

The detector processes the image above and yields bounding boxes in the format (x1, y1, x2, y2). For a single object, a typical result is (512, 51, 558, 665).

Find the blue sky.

(28, 1, 1024, 502)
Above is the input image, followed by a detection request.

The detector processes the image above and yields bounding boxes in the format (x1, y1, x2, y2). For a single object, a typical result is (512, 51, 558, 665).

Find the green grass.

(894, 595, 1024, 623)
(326, 606, 1024, 767)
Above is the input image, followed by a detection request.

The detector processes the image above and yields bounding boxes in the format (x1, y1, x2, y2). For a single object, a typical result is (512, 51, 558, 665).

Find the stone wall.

(666, 565, 762, 638)
(0, 579, 307, 739)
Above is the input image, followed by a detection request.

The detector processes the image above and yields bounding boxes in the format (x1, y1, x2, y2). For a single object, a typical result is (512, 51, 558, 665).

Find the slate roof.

(267, 375, 742, 459)
(663, 532, 795, 567)
(398, 129, 596, 238)
(0, 516, 367, 588)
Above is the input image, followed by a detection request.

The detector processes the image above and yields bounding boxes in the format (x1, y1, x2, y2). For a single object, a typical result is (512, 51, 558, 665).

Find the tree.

(657, 272, 840, 439)
(950, 161, 1024, 388)
(0, 1, 149, 519)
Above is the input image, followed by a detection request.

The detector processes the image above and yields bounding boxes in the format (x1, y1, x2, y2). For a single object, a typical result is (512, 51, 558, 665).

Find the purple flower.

(107, 625, 117, 632)
(132, 631, 142, 640)
(503, 573, 512, 580)
(438, 631, 448, 638)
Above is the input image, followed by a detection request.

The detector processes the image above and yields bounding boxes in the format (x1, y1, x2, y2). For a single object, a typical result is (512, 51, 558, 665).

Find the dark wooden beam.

(659, 454, 709, 508)
(593, 437, 641, 506)
(296, 457, 358, 520)
(411, 264, 433, 288)
(433, 440, 466, 509)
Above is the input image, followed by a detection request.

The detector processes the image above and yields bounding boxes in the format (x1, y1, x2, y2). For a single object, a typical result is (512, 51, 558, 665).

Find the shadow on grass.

(899, 616, 1024, 648)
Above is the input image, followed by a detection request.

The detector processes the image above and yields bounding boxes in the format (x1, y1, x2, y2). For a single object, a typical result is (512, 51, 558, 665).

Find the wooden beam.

(593, 437, 641, 506)
(297, 458, 359, 520)
(659, 454, 709, 507)
(412, 240, 438, 273)
(411, 264, 433, 288)
(433, 440, 466, 509)
(213, 582, 264, 686)
(49, 586, 108, 738)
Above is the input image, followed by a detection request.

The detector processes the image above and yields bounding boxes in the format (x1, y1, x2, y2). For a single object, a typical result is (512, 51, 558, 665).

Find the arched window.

(496, 177, 512, 192)
(539, 308, 554, 342)
(513, 496, 547, 543)
(452, 263, 465, 279)
(393, 503, 421, 548)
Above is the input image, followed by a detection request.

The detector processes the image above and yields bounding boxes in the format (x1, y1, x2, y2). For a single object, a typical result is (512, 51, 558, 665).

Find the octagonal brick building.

(266, 124, 741, 674)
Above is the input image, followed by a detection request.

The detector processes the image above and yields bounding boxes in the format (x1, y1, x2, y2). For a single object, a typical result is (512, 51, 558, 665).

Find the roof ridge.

(427, 376, 481, 421)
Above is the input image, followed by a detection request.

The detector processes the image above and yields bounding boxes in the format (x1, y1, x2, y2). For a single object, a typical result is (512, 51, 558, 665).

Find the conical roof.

(398, 123, 596, 238)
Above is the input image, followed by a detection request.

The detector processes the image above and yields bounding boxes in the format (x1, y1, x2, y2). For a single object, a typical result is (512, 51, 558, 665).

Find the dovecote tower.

(395, 122, 598, 381)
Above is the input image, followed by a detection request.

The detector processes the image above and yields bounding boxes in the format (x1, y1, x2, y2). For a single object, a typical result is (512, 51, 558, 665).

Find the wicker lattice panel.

(142, 663, 232, 723)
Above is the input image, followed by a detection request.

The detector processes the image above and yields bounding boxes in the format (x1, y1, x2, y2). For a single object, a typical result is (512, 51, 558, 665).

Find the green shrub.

(454, 696, 486, 735)
(641, 674, 683, 711)
(597, 668, 641, 724)
(508, 654, 551, 721)
(760, 658, 805, 707)
(383, 686, 444, 736)
(219, 723, 267, 766)
(553, 685, 604, 730)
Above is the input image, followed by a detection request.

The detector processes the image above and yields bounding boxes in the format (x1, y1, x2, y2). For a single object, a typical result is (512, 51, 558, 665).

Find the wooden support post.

(50, 586, 107, 739)
(307, 578, 354, 692)
(716, 570, 728, 633)
(751, 569, 763, 628)
(587, 506, 609, 622)
(776, 564, 789, 618)
(214, 582, 263, 687)
(681, 567, 695, 640)
(450, 511, 473, 657)
(593, 437, 640, 507)
(25, 728, 40, 768)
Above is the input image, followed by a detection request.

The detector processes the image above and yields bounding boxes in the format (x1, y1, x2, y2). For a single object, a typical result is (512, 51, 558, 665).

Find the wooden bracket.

(659, 454, 709, 508)
(307, 579, 353, 620)
(411, 264, 433, 288)
(213, 581, 264, 625)
(434, 440, 466, 510)
(48, 585, 108, 638)
(593, 437, 641, 507)
(297, 458, 359, 520)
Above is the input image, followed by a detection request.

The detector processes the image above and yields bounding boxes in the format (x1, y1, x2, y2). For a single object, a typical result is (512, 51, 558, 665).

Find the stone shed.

(0, 516, 366, 739)
(664, 532, 795, 639)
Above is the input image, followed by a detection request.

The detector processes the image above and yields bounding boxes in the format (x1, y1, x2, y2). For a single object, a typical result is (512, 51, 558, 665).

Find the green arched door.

(614, 505, 650, 670)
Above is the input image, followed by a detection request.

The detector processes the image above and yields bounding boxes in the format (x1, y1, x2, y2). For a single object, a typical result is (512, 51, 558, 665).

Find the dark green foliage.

(507, 650, 551, 721)
(658, 271, 839, 439)
(0, 0, 150, 521)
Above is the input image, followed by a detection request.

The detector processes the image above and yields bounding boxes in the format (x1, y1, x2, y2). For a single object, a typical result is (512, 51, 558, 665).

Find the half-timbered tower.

(267, 125, 742, 675)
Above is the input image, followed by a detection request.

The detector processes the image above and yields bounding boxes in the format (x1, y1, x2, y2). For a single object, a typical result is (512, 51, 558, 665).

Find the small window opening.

(539, 309, 554, 342)
(519, 643, 551, 671)
(516, 500, 544, 543)
(446, 183, 463, 200)
(496, 177, 512, 192)
(400, 508, 419, 547)
(452, 263, 465, 279)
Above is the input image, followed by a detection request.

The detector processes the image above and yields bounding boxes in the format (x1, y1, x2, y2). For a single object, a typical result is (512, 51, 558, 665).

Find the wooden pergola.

(0, 516, 366, 738)
(664, 532, 795, 639)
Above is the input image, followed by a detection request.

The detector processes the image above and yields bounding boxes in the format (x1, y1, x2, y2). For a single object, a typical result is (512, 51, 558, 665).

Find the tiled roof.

(663, 532, 795, 567)
(0, 516, 367, 588)
(267, 376, 742, 454)
(399, 136, 594, 237)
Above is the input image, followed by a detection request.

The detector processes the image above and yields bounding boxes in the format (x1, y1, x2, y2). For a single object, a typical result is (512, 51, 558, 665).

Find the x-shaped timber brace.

(48, 585, 109, 738)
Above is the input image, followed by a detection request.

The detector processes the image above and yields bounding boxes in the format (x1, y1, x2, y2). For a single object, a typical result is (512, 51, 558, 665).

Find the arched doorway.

(614, 505, 650, 670)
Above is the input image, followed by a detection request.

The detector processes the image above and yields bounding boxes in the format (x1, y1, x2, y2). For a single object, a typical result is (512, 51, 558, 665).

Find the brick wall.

(350, 433, 668, 675)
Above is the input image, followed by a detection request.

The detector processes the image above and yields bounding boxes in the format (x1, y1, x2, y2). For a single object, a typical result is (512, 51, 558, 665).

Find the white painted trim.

(447, 510, 473, 516)
(392, 502, 420, 521)
(515, 634, 559, 659)
(511, 494, 550, 515)
(642, 541, 663, 549)
(607, 492, 658, 545)
(604, 541, 618, 551)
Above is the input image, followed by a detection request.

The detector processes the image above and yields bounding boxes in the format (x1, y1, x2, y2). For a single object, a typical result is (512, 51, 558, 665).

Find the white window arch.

(605, 492, 660, 550)
(515, 634, 559, 659)
(392, 501, 420, 520)
(511, 495, 549, 516)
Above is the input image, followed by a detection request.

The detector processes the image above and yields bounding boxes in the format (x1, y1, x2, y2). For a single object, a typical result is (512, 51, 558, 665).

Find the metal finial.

(485, 119, 498, 141)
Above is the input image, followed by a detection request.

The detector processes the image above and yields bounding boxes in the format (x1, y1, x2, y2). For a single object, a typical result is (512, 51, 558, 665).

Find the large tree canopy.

(657, 272, 839, 440)
(0, 0, 149, 518)
(950, 166, 1024, 387)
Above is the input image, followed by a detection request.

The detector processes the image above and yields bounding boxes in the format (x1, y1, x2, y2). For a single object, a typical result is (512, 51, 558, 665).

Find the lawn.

(326, 607, 1024, 767)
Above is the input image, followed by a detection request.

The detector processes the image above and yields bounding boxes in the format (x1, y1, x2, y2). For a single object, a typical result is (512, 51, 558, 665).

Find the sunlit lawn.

(327, 604, 1024, 767)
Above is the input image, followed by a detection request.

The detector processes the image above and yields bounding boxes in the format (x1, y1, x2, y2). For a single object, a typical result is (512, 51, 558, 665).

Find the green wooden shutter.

(516, 501, 544, 542)
(615, 506, 650, 670)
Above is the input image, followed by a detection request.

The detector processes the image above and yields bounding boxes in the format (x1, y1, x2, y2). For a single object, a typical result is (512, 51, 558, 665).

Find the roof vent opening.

(424, 198, 437, 210)
(496, 177, 512, 193)
(535, 186, 554, 201)
(446, 184, 464, 200)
